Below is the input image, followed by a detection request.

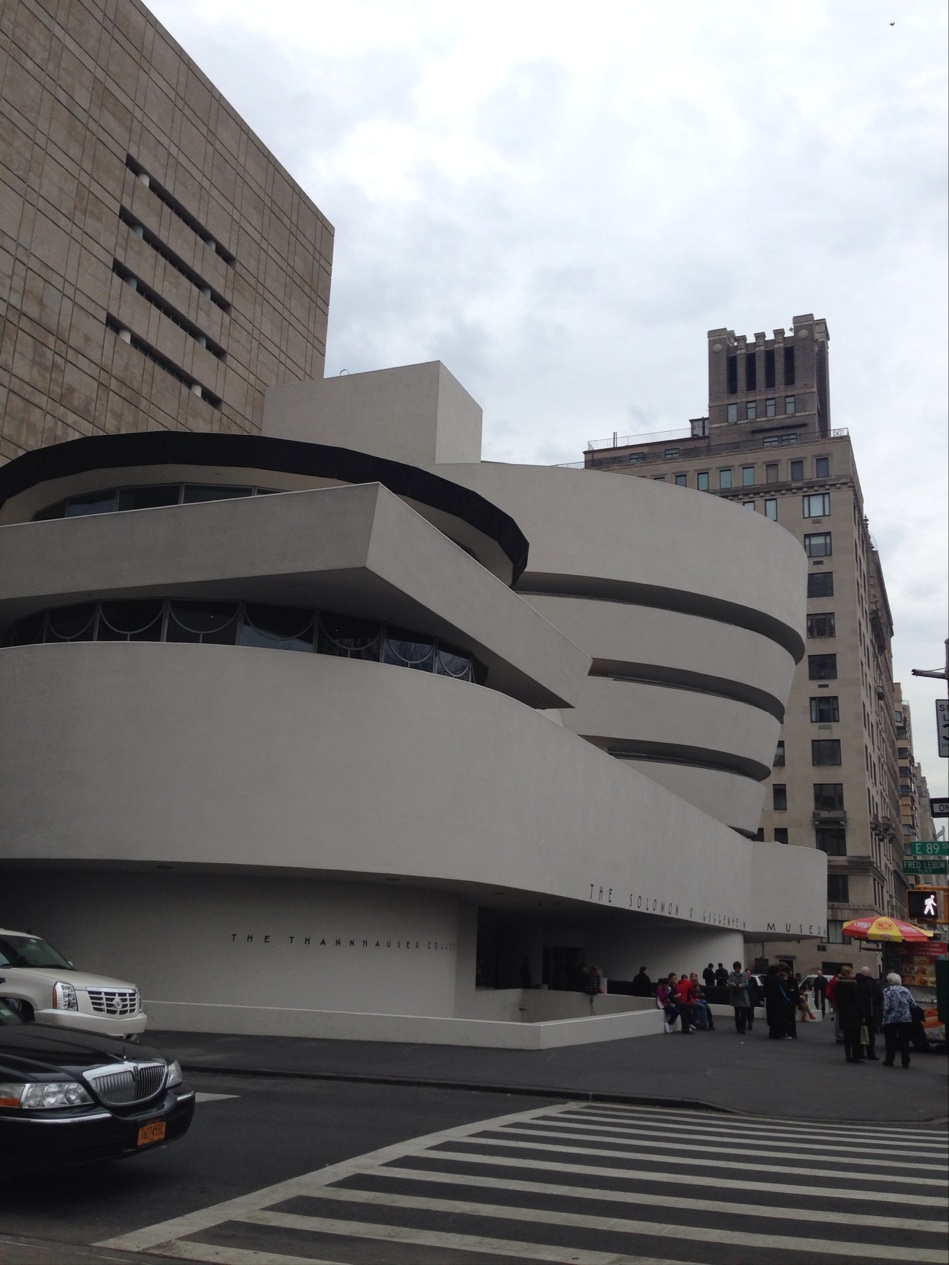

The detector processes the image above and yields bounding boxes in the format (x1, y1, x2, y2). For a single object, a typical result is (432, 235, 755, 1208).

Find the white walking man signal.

(924, 893, 937, 917)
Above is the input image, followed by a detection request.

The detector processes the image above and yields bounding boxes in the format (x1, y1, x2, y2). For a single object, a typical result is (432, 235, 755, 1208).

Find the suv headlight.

(53, 981, 79, 1011)
(166, 1060, 183, 1088)
(0, 1080, 93, 1109)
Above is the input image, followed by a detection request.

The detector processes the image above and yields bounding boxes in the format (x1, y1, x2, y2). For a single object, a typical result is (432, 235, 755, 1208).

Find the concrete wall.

(263, 362, 483, 467)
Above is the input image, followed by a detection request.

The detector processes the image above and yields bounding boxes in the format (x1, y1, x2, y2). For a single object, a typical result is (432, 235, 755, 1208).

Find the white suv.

(0, 928, 147, 1038)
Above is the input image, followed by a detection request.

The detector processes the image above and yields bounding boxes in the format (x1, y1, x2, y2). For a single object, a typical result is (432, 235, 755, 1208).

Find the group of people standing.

(830, 966, 919, 1068)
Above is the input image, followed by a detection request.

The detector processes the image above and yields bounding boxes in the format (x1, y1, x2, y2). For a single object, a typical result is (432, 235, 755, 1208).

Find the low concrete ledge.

(145, 999, 665, 1049)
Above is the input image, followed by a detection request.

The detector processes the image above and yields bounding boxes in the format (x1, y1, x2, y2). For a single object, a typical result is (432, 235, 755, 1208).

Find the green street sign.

(903, 858, 949, 874)
(909, 840, 949, 857)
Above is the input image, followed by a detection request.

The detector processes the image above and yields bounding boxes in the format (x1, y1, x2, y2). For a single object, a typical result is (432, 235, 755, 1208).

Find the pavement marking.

(561, 1105, 949, 1149)
(95, 1101, 949, 1264)
(95, 1100, 573, 1253)
(247, 1200, 949, 1261)
(441, 1132, 946, 1187)
(194, 1093, 240, 1103)
(413, 1146, 949, 1206)
(370, 1162, 945, 1230)
(478, 1122, 944, 1172)
(569, 1108, 946, 1148)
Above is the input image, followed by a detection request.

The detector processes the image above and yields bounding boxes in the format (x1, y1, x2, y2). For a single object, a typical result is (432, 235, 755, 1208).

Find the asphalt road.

(0, 1072, 556, 1262)
(1, 1070, 946, 1265)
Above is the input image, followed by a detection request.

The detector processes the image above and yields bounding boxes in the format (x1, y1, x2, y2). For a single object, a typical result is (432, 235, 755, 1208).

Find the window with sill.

(697, 471, 709, 491)
(807, 571, 834, 597)
(812, 739, 842, 766)
(773, 784, 787, 811)
(807, 612, 836, 638)
(764, 499, 778, 520)
(814, 783, 845, 812)
(804, 532, 832, 557)
(773, 741, 785, 767)
(804, 493, 830, 517)
(827, 875, 849, 903)
(816, 827, 846, 856)
(810, 696, 840, 722)
(808, 654, 837, 680)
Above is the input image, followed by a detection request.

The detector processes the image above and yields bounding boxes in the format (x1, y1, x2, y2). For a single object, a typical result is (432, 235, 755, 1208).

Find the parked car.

(0, 1000, 194, 1178)
(0, 928, 147, 1038)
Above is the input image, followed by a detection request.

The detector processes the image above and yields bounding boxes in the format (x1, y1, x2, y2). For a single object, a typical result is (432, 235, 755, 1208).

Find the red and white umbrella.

(842, 915, 933, 943)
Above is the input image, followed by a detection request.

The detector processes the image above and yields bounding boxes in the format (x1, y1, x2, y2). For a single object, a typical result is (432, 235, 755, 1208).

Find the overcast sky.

(147, 0, 948, 795)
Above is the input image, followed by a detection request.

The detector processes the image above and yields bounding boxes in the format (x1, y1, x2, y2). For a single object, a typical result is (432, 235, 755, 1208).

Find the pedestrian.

(630, 966, 654, 997)
(833, 965, 866, 1064)
(726, 961, 751, 1033)
(584, 965, 604, 998)
(784, 971, 800, 1039)
(881, 972, 915, 1068)
(714, 962, 729, 988)
(744, 968, 759, 1029)
(656, 974, 680, 1033)
(764, 965, 795, 1039)
(812, 969, 828, 1016)
(855, 967, 882, 1060)
(675, 971, 697, 1032)
(825, 971, 844, 1043)
(689, 973, 715, 1029)
(702, 962, 716, 989)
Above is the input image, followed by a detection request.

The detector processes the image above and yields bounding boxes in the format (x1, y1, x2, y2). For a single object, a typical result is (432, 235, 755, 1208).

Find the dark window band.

(2, 599, 486, 685)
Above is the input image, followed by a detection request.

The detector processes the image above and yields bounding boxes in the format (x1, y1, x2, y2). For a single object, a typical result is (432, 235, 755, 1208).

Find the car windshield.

(0, 934, 73, 970)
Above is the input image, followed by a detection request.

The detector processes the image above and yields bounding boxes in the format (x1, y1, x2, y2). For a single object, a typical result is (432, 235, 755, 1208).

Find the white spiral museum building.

(0, 360, 826, 1046)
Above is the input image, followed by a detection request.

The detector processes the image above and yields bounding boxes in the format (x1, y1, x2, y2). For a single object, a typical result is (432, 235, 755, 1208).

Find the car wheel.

(0, 998, 34, 1021)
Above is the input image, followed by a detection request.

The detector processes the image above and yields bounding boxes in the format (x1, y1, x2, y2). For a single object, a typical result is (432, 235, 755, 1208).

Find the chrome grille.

(87, 987, 139, 1017)
(84, 1060, 166, 1105)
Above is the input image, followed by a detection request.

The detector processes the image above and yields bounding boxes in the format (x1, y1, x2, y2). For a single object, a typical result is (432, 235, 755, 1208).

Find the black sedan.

(0, 1001, 194, 1178)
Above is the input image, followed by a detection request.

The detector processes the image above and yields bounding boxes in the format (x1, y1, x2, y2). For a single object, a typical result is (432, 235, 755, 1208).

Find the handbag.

(859, 1022, 869, 1045)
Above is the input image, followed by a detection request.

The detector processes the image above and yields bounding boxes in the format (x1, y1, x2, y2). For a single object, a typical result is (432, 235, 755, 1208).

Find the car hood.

(0, 966, 137, 990)
(0, 1023, 168, 1079)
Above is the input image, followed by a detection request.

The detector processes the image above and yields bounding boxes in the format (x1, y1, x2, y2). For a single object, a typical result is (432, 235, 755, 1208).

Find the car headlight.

(0, 1080, 94, 1109)
(165, 1060, 183, 1088)
(53, 981, 79, 1011)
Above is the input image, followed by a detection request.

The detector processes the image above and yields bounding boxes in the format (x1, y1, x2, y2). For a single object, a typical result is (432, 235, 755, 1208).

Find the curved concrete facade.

(0, 362, 825, 1042)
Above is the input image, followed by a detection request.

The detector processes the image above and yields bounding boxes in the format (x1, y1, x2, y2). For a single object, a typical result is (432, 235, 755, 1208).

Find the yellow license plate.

(137, 1120, 166, 1147)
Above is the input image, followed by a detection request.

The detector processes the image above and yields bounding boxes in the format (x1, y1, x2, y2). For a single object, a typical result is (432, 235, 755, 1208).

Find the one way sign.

(932, 798, 949, 818)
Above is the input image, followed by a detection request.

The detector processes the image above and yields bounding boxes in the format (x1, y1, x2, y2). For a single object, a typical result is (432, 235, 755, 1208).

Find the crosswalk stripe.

(97, 1099, 949, 1265)
(246, 1205, 949, 1263)
(569, 1104, 948, 1145)
(445, 1132, 946, 1185)
(409, 1146, 949, 1206)
(551, 1110, 949, 1156)
(372, 1161, 947, 1230)
(485, 1128, 946, 1173)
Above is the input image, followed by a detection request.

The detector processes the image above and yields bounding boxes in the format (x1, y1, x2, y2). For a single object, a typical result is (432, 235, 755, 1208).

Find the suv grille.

(84, 1060, 166, 1105)
(87, 987, 139, 1017)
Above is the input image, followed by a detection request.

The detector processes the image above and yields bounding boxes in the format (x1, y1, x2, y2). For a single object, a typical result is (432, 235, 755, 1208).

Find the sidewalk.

(150, 1017, 948, 1126)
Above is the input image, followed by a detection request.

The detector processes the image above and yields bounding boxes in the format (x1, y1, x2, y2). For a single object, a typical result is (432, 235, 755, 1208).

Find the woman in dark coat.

(764, 965, 794, 1039)
(833, 965, 868, 1063)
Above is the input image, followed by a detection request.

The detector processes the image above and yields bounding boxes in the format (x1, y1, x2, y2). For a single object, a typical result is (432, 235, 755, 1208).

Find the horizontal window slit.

(112, 262, 226, 360)
(126, 155, 236, 263)
(119, 208, 231, 312)
(105, 315, 221, 408)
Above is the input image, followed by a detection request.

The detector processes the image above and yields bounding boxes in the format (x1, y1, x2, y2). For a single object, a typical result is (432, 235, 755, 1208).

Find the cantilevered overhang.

(0, 481, 588, 710)
(0, 432, 529, 585)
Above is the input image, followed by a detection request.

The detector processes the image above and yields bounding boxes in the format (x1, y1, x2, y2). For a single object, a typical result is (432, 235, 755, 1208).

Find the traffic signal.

(907, 889, 940, 922)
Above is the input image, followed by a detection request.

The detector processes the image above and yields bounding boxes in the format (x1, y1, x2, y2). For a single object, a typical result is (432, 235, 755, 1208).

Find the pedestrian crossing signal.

(907, 889, 940, 921)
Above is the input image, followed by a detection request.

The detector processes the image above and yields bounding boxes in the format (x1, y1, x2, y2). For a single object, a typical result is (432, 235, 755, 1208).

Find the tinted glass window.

(65, 491, 117, 517)
(167, 601, 239, 644)
(383, 629, 435, 672)
(47, 603, 97, 641)
(242, 605, 315, 652)
(181, 485, 253, 503)
(117, 485, 180, 511)
(318, 615, 384, 661)
(97, 600, 165, 641)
